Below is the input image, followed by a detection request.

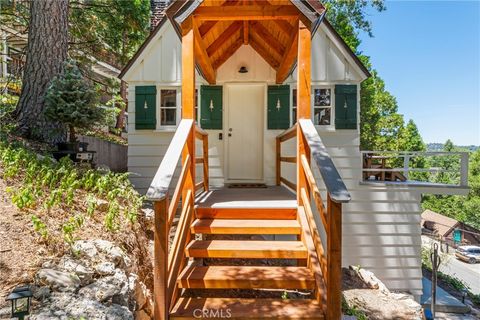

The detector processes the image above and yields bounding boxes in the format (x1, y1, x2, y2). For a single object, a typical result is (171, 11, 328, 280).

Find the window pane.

(161, 89, 176, 125)
(292, 107, 297, 124)
(161, 90, 176, 108)
(314, 88, 331, 107)
(292, 89, 297, 107)
(314, 107, 331, 125)
(161, 109, 176, 126)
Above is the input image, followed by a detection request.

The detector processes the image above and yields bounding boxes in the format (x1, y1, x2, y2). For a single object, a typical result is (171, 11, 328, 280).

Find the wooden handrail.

(167, 154, 191, 229)
(277, 122, 297, 142)
(148, 120, 209, 319)
(146, 119, 194, 201)
(298, 119, 351, 203)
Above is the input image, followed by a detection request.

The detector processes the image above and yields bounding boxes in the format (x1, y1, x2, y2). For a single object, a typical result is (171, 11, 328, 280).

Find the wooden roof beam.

(250, 21, 285, 58)
(212, 36, 243, 70)
(252, 0, 294, 34)
(249, 37, 279, 70)
(192, 19, 216, 84)
(198, 0, 240, 37)
(276, 20, 299, 84)
(194, 5, 299, 21)
(243, 21, 249, 45)
(206, 21, 242, 57)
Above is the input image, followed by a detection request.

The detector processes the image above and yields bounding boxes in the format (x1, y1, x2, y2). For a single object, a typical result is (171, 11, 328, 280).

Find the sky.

(358, 0, 480, 146)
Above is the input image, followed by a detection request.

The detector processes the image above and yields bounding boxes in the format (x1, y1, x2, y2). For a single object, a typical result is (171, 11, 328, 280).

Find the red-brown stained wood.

(186, 240, 308, 259)
(195, 207, 297, 220)
(206, 21, 242, 56)
(327, 195, 343, 320)
(177, 265, 315, 289)
(191, 218, 301, 234)
(171, 297, 325, 319)
(153, 198, 168, 320)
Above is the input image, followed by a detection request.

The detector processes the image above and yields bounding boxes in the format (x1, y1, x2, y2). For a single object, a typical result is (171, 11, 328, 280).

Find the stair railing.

(146, 119, 209, 320)
(276, 119, 351, 320)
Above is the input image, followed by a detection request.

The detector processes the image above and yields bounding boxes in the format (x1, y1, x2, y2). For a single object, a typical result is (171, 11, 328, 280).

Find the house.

(120, 1, 469, 318)
(422, 209, 480, 246)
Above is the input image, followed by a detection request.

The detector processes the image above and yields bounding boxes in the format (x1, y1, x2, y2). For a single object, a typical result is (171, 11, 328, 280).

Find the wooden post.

(296, 21, 311, 203)
(153, 197, 169, 320)
(202, 135, 209, 191)
(276, 137, 281, 185)
(182, 18, 196, 204)
(327, 194, 342, 320)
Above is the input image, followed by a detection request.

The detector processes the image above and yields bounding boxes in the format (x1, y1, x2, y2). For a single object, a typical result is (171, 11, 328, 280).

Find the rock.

(342, 266, 423, 320)
(31, 293, 107, 320)
(79, 270, 128, 302)
(106, 304, 134, 320)
(96, 199, 109, 212)
(72, 240, 98, 258)
(32, 285, 51, 301)
(131, 274, 151, 312)
(36, 268, 81, 292)
(0, 306, 11, 317)
(58, 256, 94, 285)
(94, 239, 131, 268)
(135, 309, 152, 320)
(95, 261, 116, 276)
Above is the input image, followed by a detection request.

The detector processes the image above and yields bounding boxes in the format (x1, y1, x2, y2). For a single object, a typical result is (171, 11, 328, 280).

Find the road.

(438, 253, 480, 295)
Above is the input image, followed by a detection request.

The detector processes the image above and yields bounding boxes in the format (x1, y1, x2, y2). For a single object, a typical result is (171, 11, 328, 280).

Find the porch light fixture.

(238, 66, 248, 73)
(276, 98, 281, 111)
(209, 99, 214, 112)
(6, 285, 33, 320)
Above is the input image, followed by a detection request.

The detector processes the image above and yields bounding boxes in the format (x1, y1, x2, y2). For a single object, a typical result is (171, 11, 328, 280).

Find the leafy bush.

(0, 93, 18, 133)
(44, 59, 105, 142)
(0, 138, 144, 246)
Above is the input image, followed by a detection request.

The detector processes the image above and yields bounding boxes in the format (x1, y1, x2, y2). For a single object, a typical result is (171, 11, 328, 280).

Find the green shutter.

(135, 86, 157, 130)
(200, 85, 223, 129)
(267, 85, 290, 130)
(335, 84, 357, 129)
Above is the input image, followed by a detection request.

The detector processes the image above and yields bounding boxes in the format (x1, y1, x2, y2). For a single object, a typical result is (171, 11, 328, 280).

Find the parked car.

(456, 245, 480, 264)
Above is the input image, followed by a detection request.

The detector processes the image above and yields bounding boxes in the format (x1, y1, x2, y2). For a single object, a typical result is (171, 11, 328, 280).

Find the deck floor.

(195, 186, 296, 209)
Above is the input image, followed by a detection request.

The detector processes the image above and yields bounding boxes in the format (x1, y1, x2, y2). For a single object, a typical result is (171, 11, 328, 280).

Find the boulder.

(94, 261, 116, 276)
(36, 269, 81, 292)
(106, 304, 134, 320)
(79, 270, 128, 302)
(31, 293, 107, 320)
(72, 240, 98, 258)
(93, 239, 131, 268)
(31, 285, 51, 301)
(57, 256, 94, 285)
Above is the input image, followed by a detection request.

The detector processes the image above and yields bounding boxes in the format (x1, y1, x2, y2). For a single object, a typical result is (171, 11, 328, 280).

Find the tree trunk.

(115, 80, 127, 131)
(15, 0, 69, 143)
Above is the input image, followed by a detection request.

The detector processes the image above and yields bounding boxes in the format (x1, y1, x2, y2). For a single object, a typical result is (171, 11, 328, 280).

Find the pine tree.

(44, 60, 104, 142)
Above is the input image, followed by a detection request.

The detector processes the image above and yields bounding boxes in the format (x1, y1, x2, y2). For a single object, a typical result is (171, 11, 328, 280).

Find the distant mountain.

(427, 143, 479, 152)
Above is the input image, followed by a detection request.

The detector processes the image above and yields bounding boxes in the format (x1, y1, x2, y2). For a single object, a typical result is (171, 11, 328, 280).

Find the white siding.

(123, 20, 422, 297)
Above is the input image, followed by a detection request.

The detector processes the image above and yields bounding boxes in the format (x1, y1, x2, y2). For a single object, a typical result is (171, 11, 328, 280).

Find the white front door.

(226, 84, 264, 182)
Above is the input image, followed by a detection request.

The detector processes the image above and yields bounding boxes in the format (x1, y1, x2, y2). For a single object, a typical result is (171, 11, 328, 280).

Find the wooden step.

(186, 240, 308, 259)
(170, 297, 324, 319)
(195, 207, 297, 220)
(191, 219, 301, 234)
(178, 265, 315, 289)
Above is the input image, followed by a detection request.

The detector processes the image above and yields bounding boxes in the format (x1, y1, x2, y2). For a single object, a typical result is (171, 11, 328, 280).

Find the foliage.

(0, 93, 18, 134)
(341, 296, 368, 320)
(45, 60, 104, 142)
(423, 145, 480, 230)
(69, 0, 150, 65)
(0, 138, 144, 247)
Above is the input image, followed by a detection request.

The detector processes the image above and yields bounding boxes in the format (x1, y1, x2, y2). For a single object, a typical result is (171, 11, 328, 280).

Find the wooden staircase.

(146, 119, 350, 319)
(171, 205, 324, 319)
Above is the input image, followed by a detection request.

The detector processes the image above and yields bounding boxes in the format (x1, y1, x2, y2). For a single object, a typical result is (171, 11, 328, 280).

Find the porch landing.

(195, 186, 296, 209)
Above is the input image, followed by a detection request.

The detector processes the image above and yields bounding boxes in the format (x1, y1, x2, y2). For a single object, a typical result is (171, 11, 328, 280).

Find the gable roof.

(119, 0, 370, 80)
(421, 209, 460, 237)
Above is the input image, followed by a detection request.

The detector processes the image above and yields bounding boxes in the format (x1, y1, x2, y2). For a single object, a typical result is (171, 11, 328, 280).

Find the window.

(160, 89, 177, 126)
(292, 88, 297, 125)
(313, 88, 332, 126)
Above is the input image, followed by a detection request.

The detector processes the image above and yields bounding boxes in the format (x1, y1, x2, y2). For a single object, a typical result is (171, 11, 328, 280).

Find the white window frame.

(290, 84, 335, 130)
(312, 85, 334, 129)
(156, 86, 181, 131)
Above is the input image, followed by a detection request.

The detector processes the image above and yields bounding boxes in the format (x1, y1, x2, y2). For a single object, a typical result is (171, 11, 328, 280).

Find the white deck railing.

(361, 151, 469, 188)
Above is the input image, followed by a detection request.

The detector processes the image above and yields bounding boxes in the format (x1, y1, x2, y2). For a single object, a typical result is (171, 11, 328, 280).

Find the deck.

(195, 186, 297, 209)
